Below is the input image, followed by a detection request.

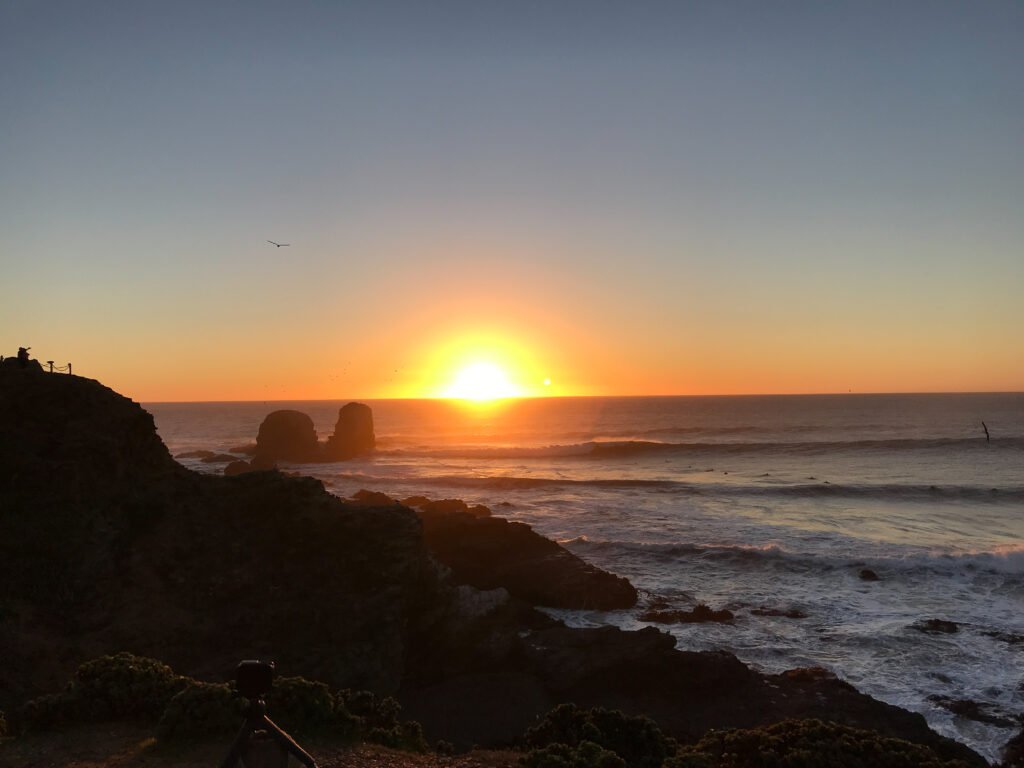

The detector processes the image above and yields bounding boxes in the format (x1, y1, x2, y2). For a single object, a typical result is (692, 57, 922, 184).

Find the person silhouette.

(17, 347, 30, 368)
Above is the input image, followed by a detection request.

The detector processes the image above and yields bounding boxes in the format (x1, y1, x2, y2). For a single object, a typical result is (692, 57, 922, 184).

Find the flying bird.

(267, 240, 291, 247)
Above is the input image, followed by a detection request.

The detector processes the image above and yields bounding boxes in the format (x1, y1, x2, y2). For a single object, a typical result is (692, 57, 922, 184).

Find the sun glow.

(443, 361, 522, 401)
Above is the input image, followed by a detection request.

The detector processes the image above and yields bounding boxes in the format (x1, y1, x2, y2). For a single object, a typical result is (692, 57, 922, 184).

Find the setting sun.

(443, 362, 522, 401)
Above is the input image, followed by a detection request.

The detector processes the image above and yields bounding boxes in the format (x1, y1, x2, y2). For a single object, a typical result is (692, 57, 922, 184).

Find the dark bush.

(524, 704, 676, 768)
(75, 652, 186, 720)
(668, 719, 972, 768)
(14, 691, 81, 733)
(336, 688, 426, 751)
(156, 681, 244, 741)
(265, 675, 343, 736)
(523, 740, 627, 768)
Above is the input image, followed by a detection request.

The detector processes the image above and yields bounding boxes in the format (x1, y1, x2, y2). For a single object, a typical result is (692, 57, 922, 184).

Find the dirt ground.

(0, 724, 522, 768)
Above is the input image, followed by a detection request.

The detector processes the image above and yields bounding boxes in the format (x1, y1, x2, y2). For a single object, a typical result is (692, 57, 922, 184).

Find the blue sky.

(2, 1, 1021, 399)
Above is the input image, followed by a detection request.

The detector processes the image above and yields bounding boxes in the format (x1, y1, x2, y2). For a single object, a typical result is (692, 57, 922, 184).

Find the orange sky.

(3, 4, 1023, 402)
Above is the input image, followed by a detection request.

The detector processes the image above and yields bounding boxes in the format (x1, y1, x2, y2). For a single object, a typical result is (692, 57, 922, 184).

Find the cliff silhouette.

(0, 366, 985, 764)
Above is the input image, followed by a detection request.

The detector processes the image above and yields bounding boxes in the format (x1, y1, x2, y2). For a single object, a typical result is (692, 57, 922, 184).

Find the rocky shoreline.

(0, 365, 1012, 765)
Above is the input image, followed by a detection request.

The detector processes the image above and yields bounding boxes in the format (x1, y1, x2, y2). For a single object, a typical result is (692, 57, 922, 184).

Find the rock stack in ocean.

(254, 409, 320, 463)
(324, 402, 375, 460)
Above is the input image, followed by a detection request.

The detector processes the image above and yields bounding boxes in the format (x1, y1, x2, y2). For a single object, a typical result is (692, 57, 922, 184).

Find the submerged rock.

(254, 409, 319, 463)
(911, 619, 960, 634)
(324, 402, 375, 460)
(860, 568, 881, 581)
(927, 695, 1019, 727)
(640, 604, 734, 624)
(751, 607, 808, 619)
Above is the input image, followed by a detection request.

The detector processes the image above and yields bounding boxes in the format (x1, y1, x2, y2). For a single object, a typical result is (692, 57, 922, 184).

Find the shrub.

(75, 652, 186, 720)
(668, 719, 972, 768)
(14, 691, 81, 733)
(524, 704, 676, 768)
(156, 681, 244, 741)
(336, 688, 427, 752)
(265, 676, 337, 735)
(523, 740, 627, 768)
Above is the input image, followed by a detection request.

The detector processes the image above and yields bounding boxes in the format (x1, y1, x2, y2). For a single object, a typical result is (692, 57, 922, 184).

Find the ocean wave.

(377, 436, 1024, 461)
(566, 537, 1024, 576)
(326, 470, 1024, 502)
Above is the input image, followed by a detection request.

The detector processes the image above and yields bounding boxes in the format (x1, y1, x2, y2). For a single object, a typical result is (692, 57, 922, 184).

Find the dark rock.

(0, 371, 440, 706)
(228, 443, 258, 456)
(928, 695, 1019, 727)
(418, 498, 492, 518)
(1, 356, 44, 372)
(175, 450, 216, 459)
(1004, 728, 1024, 767)
(860, 568, 881, 581)
(640, 604, 734, 623)
(401, 495, 432, 507)
(983, 630, 1024, 646)
(0, 368, 991, 768)
(911, 619, 960, 634)
(751, 607, 808, 619)
(200, 453, 238, 464)
(417, 505, 637, 610)
(223, 460, 255, 476)
(350, 489, 398, 506)
(324, 402, 375, 460)
(254, 410, 320, 463)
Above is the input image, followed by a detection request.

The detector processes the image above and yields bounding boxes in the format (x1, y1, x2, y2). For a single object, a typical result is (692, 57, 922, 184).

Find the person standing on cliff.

(17, 347, 31, 367)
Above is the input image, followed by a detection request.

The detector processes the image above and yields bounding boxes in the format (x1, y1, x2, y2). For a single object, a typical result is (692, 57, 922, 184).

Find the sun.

(443, 362, 522, 401)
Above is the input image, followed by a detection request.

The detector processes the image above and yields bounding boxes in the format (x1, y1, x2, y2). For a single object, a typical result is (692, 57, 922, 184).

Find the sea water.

(149, 393, 1024, 761)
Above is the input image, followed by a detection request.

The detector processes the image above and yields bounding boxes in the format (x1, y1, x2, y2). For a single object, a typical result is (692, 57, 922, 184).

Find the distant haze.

(2, 1, 1022, 401)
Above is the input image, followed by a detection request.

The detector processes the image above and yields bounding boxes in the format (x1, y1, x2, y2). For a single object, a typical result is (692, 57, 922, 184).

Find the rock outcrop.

(0, 367, 987, 767)
(0, 370, 440, 707)
(324, 402, 375, 460)
(254, 409, 320, 463)
(404, 496, 638, 610)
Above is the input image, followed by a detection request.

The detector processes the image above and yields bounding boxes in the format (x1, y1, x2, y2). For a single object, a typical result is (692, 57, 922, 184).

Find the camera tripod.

(221, 695, 318, 768)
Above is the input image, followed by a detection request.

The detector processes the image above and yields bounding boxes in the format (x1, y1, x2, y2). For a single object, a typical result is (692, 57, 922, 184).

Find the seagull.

(267, 240, 291, 248)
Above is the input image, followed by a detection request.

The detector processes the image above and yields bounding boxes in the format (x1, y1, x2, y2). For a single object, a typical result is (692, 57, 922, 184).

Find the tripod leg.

(258, 714, 318, 767)
(220, 720, 252, 768)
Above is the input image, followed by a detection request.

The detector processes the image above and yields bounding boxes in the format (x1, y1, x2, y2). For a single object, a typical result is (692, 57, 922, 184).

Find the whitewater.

(150, 392, 1024, 761)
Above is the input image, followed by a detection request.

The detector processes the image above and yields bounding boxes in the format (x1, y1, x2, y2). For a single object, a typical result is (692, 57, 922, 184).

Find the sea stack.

(254, 409, 320, 463)
(324, 402, 375, 460)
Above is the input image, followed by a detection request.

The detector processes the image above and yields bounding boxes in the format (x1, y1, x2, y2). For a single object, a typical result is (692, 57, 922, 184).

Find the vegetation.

(155, 681, 244, 741)
(523, 704, 676, 768)
(668, 719, 973, 768)
(11, 652, 425, 752)
(75, 652, 187, 720)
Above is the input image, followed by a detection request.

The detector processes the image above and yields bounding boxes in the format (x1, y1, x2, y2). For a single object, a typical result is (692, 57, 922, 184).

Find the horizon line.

(141, 389, 1024, 405)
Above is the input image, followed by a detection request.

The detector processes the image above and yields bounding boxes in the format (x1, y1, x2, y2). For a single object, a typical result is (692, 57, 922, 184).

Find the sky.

(1, 1, 1022, 401)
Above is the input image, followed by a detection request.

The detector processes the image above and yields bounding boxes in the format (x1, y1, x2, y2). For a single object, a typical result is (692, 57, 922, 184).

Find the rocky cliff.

(0, 366, 986, 766)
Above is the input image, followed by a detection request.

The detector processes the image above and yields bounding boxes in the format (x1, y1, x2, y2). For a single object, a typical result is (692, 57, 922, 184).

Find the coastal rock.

(912, 619, 960, 634)
(417, 505, 638, 610)
(927, 696, 1019, 728)
(175, 450, 216, 459)
(324, 402, 375, 460)
(223, 459, 255, 476)
(1003, 728, 1024, 767)
(860, 568, 881, 581)
(640, 604, 734, 624)
(751, 607, 808, 619)
(200, 453, 238, 464)
(0, 370, 442, 705)
(0, 367, 991, 768)
(254, 410, 319, 463)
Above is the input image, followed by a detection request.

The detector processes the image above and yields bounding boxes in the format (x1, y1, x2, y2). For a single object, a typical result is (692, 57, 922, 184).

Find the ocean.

(148, 393, 1024, 761)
